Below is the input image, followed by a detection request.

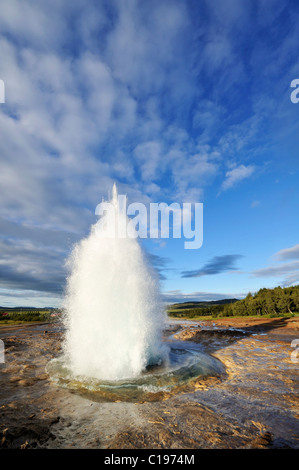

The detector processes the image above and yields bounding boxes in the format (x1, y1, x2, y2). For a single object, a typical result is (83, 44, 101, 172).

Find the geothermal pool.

(47, 339, 225, 402)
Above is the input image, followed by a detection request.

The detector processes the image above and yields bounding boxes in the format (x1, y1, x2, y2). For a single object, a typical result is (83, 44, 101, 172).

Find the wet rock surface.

(0, 317, 298, 449)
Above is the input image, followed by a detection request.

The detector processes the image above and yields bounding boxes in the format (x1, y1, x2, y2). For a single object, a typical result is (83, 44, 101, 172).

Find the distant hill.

(169, 299, 239, 311)
(0, 306, 55, 311)
(167, 298, 239, 318)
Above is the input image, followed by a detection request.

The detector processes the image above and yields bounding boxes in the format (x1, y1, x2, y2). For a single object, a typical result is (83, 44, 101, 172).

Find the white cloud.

(171, 151, 219, 202)
(0, 0, 65, 50)
(274, 244, 299, 261)
(252, 261, 299, 287)
(134, 141, 162, 181)
(220, 164, 255, 191)
(0, 288, 62, 308)
(105, 0, 189, 96)
(252, 244, 299, 286)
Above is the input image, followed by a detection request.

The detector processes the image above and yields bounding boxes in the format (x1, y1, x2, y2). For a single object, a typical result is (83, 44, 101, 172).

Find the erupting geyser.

(47, 184, 225, 402)
(63, 184, 167, 381)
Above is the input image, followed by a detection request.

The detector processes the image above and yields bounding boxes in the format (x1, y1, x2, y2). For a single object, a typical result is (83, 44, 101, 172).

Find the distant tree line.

(168, 285, 299, 318)
(219, 285, 299, 317)
(0, 311, 52, 322)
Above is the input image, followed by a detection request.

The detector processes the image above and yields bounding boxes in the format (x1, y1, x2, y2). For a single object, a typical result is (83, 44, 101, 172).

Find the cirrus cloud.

(220, 164, 256, 192)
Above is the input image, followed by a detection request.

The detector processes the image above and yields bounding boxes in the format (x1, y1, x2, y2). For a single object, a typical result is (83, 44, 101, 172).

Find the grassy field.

(0, 320, 51, 326)
(0, 309, 59, 324)
(167, 312, 299, 322)
(167, 302, 299, 321)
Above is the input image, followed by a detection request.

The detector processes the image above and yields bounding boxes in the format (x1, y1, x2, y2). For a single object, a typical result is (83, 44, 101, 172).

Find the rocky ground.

(0, 316, 298, 449)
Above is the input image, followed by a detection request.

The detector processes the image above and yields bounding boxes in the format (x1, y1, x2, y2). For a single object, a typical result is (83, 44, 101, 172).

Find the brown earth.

(0, 317, 298, 449)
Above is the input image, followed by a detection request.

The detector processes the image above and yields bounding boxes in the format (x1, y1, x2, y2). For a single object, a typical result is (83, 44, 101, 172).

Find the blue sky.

(0, 0, 298, 307)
